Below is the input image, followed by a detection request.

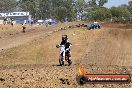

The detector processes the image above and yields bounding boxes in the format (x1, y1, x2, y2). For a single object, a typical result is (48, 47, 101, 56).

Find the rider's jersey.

(22, 23, 26, 28)
(60, 39, 72, 50)
(60, 40, 67, 45)
(65, 42, 72, 50)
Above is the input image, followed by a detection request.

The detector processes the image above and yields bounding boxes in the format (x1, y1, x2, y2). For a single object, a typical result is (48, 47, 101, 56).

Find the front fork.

(60, 55, 65, 61)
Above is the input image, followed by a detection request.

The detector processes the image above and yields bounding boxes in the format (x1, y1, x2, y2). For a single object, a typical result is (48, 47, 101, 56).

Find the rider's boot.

(68, 57, 72, 66)
(61, 58, 65, 66)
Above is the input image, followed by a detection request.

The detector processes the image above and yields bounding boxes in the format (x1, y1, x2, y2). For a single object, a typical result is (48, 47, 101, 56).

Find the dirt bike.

(56, 45, 72, 66)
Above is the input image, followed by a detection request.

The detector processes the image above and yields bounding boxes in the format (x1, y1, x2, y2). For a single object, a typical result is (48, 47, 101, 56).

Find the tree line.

(0, 0, 132, 22)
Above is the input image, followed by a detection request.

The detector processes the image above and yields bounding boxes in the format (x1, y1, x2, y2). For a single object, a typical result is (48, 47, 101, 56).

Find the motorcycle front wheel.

(59, 58, 64, 66)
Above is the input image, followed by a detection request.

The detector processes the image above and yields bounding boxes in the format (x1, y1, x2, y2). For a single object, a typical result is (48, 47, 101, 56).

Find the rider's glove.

(56, 45, 60, 48)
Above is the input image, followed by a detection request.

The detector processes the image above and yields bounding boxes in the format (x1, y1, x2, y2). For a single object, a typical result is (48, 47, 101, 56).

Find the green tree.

(88, 0, 96, 6)
(98, 0, 108, 7)
(128, 1, 132, 6)
(36, 0, 51, 19)
(74, 0, 87, 20)
(95, 7, 111, 20)
(18, 0, 76, 21)
(110, 6, 131, 22)
(54, 0, 76, 21)
(128, 1, 132, 15)
(0, 0, 17, 12)
(88, 0, 108, 7)
(19, 0, 37, 18)
(86, 7, 111, 21)
(110, 7, 130, 18)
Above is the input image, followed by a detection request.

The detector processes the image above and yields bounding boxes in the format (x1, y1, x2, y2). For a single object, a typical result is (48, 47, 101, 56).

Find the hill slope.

(0, 23, 132, 88)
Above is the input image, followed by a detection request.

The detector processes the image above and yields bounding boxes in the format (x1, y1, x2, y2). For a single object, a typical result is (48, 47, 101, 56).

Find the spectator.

(22, 23, 26, 33)
(11, 22, 13, 27)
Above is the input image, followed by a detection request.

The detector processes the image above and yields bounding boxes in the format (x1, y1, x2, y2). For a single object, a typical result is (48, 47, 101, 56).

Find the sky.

(85, 0, 131, 8)
(104, 0, 131, 8)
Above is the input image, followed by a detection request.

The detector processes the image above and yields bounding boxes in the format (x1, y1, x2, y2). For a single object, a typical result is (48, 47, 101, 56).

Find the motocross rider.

(59, 34, 72, 59)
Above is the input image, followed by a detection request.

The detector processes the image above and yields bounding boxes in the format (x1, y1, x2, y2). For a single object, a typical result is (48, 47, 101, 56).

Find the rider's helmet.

(62, 34, 68, 41)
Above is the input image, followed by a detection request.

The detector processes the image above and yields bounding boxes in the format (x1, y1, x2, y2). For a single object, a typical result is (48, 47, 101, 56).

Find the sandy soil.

(0, 22, 132, 88)
(0, 22, 84, 51)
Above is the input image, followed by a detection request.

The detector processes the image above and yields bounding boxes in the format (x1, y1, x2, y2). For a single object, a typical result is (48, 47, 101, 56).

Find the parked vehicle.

(87, 22, 101, 30)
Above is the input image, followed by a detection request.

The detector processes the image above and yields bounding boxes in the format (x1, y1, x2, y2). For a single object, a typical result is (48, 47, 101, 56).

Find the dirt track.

(0, 22, 83, 51)
(0, 22, 132, 88)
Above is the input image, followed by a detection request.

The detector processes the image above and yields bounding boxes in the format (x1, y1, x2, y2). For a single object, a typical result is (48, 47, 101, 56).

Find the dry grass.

(0, 27, 87, 66)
